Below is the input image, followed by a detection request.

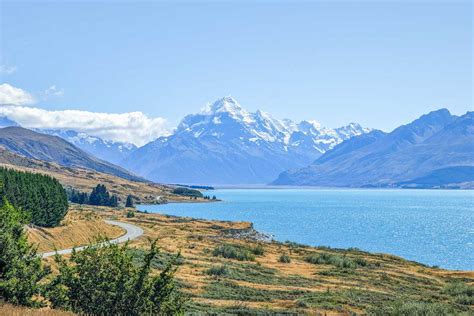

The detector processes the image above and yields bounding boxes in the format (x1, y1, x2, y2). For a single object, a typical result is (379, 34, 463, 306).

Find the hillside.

(0, 147, 208, 204)
(38, 129, 137, 165)
(274, 110, 474, 188)
(123, 97, 370, 184)
(0, 126, 142, 181)
(26, 206, 474, 315)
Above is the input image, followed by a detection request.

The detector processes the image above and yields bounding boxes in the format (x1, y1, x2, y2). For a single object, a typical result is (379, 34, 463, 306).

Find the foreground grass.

(28, 206, 474, 315)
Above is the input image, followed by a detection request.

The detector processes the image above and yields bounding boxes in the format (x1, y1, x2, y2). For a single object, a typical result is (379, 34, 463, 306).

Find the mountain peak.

(203, 96, 243, 115)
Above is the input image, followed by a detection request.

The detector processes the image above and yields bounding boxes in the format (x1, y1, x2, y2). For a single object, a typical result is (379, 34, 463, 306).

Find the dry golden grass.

(27, 209, 124, 252)
(73, 206, 472, 314)
(0, 304, 73, 316)
(21, 205, 473, 314)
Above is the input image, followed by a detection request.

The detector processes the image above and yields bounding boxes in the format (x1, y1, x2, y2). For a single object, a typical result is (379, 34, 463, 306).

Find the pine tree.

(0, 200, 50, 306)
(125, 195, 134, 208)
(0, 168, 68, 227)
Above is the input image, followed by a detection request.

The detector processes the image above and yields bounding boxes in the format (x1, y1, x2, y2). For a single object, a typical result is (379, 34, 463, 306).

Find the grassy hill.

(0, 127, 142, 181)
(0, 147, 210, 204)
(25, 205, 474, 315)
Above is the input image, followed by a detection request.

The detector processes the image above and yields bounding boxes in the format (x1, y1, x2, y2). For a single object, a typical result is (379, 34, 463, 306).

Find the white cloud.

(0, 83, 36, 105)
(0, 105, 170, 146)
(0, 83, 170, 145)
(0, 65, 17, 75)
(41, 85, 64, 99)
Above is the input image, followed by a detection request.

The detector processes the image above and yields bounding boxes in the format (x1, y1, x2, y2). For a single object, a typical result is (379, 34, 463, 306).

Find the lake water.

(138, 189, 474, 270)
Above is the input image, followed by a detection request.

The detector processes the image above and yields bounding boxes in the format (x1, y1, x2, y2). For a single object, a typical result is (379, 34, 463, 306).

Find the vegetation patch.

(203, 279, 308, 302)
(368, 300, 457, 316)
(279, 254, 291, 263)
(0, 167, 68, 227)
(211, 243, 260, 261)
(172, 187, 203, 198)
(128, 247, 184, 270)
(305, 252, 368, 269)
(443, 281, 474, 305)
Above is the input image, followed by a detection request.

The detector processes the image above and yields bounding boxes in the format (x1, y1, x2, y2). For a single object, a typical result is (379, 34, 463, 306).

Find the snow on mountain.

(36, 129, 137, 165)
(123, 96, 371, 184)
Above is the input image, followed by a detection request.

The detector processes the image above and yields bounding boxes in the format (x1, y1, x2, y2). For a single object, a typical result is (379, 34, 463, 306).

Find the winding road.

(41, 220, 144, 258)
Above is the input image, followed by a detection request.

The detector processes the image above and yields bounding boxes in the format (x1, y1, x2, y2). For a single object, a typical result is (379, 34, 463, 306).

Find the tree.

(0, 200, 50, 306)
(108, 195, 118, 207)
(47, 239, 186, 315)
(0, 168, 68, 227)
(89, 184, 109, 206)
(88, 184, 119, 207)
(125, 194, 134, 208)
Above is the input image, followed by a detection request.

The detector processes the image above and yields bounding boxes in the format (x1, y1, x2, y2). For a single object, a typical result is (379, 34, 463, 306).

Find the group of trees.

(0, 202, 185, 314)
(68, 184, 134, 208)
(0, 168, 68, 227)
(89, 184, 118, 207)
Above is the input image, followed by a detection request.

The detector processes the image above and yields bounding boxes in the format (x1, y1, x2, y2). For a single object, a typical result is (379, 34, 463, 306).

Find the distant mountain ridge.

(273, 109, 474, 188)
(0, 116, 136, 165)
(0, 126, 143, 182)
(122, 96, 371, 184)
(38, 129, 137, 165)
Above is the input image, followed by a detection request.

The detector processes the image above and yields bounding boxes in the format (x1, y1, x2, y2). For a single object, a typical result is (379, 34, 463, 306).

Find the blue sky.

(1, 0, 472, 132)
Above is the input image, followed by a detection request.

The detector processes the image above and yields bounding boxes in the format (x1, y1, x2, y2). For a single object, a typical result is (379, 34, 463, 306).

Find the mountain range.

(0, 126, 142, 181)
(121, 97, 370, 184)
(0, 99, 471, 188)
(273, 109, 474, 188)
(38, 129, 137, 165)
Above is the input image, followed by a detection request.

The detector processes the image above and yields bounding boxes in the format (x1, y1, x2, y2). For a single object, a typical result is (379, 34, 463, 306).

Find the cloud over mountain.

(0, 105, 169, 146)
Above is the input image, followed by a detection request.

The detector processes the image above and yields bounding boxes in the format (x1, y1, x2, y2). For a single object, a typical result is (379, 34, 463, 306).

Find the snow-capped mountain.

(0, 116, 137, 165)
(273, 109, 474, 188)
(38, 129, 137, 165)
(122, 97, 371, 184)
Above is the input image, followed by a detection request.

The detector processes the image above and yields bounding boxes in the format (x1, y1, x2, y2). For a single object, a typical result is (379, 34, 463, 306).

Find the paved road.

(41, 220, 144, 258)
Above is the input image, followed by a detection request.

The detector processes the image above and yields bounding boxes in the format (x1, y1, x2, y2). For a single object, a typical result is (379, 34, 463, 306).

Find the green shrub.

(126, 210, 135, 218)
(0, 200, 50, 306)
(212, 244, 255, 261)
(443, 281, 474, 305)
(47, 239, 186, 315)
(278, 254, 291, 263)
(206, 265, 229, 277)
(305, 253, 367, 269)
(368, 300, 456, 316)
(251, 244, 264, 256)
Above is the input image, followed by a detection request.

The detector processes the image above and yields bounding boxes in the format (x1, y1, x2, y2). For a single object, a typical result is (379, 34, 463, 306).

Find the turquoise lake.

(137, 189, 474, 270)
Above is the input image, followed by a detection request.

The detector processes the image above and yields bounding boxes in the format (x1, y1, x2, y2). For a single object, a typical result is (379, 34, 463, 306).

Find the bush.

(126, 210, 135, 218)
(443, 281, 474, 305)
(251, 244, 265, 256)
(278, 254, 291, 263)
(369, 300, 455, 316)
(0, 168, 68, 227)
(47, 239, 186, 315)
(0, 200, 50, 306)
(305, 253, 367, 269)
(212, 244, 255, 261)
(206, 265, 229, 277)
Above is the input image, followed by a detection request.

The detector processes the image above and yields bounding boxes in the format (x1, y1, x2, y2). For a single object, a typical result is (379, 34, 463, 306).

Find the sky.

(0, 0, 472, 145)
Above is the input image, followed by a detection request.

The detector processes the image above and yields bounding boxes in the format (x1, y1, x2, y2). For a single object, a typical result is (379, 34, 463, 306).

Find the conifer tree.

(125, 194, 134, 208)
